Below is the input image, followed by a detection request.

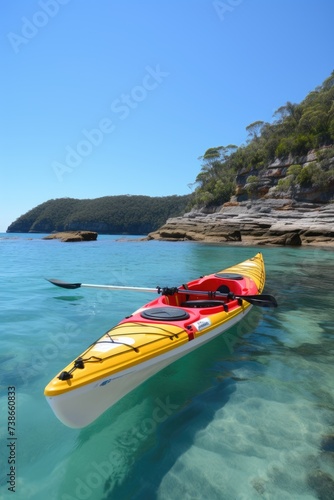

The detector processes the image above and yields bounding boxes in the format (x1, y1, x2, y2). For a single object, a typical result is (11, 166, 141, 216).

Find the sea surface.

(0, 234, 333, 500)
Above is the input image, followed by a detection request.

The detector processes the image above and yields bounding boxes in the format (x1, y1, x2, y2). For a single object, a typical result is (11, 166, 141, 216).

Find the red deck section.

(119, 272, 259, 336)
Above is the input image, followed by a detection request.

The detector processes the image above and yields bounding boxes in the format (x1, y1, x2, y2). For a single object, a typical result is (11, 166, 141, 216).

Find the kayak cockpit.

(147, 271, 257, 312)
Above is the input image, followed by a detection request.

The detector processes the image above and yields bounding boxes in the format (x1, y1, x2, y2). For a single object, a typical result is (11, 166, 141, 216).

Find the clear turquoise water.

(0, 234, 333, 500)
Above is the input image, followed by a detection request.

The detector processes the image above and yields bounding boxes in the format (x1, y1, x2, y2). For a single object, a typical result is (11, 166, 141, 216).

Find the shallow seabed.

(0, 234, 333, 500)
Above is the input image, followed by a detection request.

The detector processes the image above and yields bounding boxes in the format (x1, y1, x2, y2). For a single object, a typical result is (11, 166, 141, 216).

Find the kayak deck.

(45, 253, 264, 395)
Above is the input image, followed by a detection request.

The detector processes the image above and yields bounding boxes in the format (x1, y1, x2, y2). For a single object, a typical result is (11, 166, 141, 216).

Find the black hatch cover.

(141, 307, 190, 321)
(214, 273, 244, 280)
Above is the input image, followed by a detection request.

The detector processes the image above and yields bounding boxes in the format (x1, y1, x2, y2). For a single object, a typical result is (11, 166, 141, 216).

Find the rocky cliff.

(236, 147, 334, 203)
(148, 199, 334, 246)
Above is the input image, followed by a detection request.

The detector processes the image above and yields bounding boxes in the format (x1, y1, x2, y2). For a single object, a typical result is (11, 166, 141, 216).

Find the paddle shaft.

(80, 283, 157, 293)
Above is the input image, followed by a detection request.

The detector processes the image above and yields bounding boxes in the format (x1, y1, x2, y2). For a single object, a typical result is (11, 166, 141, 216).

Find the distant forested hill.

(7, 195, 191, 234)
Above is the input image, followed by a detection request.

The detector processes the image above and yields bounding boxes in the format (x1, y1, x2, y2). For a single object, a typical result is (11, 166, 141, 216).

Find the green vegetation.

(275, 160, 334, 194)
(245, 175, 259, 199)
(7, 195, 191, 234)
(192, 72, 334, 207)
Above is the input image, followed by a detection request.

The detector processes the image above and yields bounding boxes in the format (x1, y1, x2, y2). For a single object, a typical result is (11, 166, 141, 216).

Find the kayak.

(45, 252, 274, 428)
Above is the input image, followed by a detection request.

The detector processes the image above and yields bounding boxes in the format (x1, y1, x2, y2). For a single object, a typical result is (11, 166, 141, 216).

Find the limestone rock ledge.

(43, 231, 98, 242)
(148, 200, 334, 246)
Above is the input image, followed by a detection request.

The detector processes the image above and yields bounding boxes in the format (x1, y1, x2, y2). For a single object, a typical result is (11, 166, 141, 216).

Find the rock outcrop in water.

(43, 231, 98, 242)
(148, 199, 334, 246)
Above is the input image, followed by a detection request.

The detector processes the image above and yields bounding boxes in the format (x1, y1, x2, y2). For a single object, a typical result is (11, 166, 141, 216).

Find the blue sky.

(1, 0, 333, 231)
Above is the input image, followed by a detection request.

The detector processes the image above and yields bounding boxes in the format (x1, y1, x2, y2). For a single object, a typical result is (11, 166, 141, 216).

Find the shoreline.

(146, 234, 334, 248)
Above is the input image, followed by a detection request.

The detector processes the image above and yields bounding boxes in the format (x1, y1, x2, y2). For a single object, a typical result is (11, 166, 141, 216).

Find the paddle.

(46, 279, 277, 308)
(46, 278, 157, 293)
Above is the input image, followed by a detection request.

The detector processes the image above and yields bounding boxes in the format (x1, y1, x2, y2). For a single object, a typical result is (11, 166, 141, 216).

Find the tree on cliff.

(246, 121, 265, 141)
(194, 146, 237, 207)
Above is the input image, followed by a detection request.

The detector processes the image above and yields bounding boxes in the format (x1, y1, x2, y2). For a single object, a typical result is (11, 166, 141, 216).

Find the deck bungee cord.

(58, 321, 189, 381)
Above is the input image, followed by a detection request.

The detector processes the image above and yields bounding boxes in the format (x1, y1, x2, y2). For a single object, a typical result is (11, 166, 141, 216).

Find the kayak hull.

(45, 253, 265, 428)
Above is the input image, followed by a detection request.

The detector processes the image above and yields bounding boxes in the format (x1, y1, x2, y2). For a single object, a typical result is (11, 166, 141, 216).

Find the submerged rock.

(43, 231, 98, 242)
(321, 434, 334, 453)
(307, 469, 334, 500)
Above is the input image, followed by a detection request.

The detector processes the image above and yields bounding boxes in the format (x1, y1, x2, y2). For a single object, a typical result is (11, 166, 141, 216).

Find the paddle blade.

(241, 294, 278, 308)
(46, 278, 82, 290)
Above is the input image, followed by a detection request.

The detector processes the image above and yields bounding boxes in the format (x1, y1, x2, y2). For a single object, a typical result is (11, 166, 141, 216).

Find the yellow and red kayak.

(45, 252, 274, 428)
